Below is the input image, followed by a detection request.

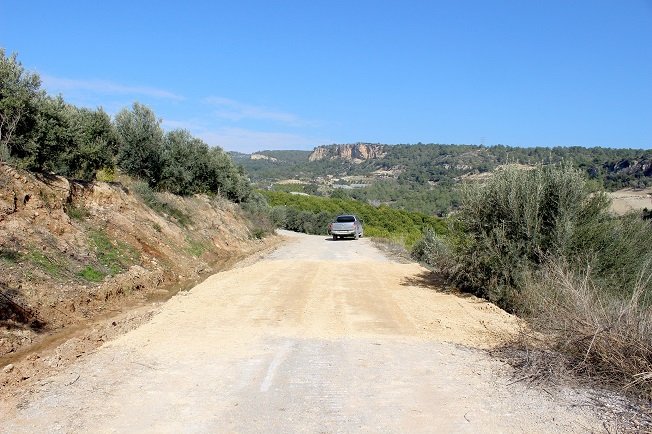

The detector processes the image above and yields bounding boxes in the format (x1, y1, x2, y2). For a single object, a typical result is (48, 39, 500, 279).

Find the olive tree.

(0, 49, 42, 161)
(114, 102, 164, 184)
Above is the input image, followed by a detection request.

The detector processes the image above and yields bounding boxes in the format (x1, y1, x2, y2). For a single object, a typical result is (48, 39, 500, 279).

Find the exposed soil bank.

(0, 162, 277, 361)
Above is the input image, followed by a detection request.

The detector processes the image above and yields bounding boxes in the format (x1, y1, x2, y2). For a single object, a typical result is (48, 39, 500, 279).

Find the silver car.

(328, 215, 363, 240)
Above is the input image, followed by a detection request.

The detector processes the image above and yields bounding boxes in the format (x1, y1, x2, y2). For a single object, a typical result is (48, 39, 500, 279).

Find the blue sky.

(1, 1, 651, 153)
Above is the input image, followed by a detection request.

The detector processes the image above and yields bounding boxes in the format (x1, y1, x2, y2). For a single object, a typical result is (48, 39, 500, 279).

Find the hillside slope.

(238, 143, 652, 187)
(235, 143, 652, 216)
(0, 163, 272, 358)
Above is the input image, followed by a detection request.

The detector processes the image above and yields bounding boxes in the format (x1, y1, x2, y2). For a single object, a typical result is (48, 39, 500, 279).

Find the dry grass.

(371, 237, 412, 263)
(493, 258, 652, 430)
(490, 257, 652, 430)
(519, 260, 652, 397)
(494, 335, 652, 432)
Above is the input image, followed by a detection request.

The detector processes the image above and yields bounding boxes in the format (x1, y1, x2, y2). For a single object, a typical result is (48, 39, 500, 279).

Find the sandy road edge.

(0, 232, 287, 401)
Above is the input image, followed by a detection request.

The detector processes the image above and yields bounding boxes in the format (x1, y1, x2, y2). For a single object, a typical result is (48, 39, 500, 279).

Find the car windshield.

(336, 216, 355, 223)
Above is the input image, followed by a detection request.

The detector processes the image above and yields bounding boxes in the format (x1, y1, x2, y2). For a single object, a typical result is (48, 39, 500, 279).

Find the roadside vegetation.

(412, 163, 652, 398)
(263, 190, 446, 247)
(0, 50, 252, 203)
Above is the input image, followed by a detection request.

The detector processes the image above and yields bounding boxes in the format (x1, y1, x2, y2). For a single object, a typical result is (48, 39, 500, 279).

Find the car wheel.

(333, 234, 338, 240)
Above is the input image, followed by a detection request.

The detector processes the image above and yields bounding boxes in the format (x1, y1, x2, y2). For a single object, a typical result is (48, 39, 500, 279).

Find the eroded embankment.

(0, 163, 276, 367)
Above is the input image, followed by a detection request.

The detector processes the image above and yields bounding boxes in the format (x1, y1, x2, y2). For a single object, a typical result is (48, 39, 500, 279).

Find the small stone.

(3, 364, 14, 373)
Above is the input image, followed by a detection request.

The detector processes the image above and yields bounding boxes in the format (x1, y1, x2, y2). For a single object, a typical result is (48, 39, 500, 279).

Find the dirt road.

(0, 231, 601, 432)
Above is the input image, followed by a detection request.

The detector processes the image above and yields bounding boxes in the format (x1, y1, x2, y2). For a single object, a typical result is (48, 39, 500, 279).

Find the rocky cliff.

(604, 158, 652, 177)
(308, 143, 387, 163)
(250, 153, 278, 162)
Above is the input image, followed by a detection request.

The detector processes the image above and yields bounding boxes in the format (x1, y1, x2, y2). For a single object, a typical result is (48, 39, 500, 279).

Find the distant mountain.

(232, 143, 652, 215)
(236, 143, 652, 185)
(229, 150, 311, 163)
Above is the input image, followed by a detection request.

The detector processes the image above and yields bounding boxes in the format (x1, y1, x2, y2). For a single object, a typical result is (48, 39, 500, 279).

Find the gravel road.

(0, 231, 602, 433)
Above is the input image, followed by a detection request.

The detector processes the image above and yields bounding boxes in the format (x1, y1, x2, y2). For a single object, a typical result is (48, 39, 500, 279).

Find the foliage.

(65, 204, 90, 221)
(77, 265, 105, 282)
(185, 237, 207, 258)
(5, 89, 115, 181)
(354, 179, 458, 216)
(88, 229, 139, 275)
(0, 51, 253, 204)
(430, 164, 645, 308)
(132, 182, 191, 227)
(238, 143, 652, 216)
(0, 248, 21, 263)
(28, 250, 64, 276)
(95, 167, 116, 182)
(271, 183, 311, 194)
(416, 163, 652, 396)
(263, 191, 446, 246)
(0, 49, 42, 161)
(411, 228, 457, 272)
(114, 102, 164, 184)
(64, 106, 117, 180)
(240, 191, 276, 238)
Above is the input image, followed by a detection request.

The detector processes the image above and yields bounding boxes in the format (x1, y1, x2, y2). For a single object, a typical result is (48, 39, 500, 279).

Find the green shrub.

(185, 237, 207, 257)
(133, 182, 191, 227)
(240, 191, 275, 238)
(65, 204, 89, 220)
(449, 163, 612, 308)
(411, 228, 457, 273)
(28, 250, 63, 276)
(250, 228, 267, 239)
(422, 163, 652, 397)
(88, 229, 139, 274)
(96, 167, 116, 182)
(0, 248, 20, 263)
(77, 265, 105, 282)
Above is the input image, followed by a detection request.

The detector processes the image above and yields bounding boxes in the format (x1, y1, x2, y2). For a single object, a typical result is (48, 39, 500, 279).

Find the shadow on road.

(401, 270, 476, 299)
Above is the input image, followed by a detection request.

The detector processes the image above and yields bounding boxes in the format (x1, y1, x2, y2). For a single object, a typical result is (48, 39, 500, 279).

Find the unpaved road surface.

(0, 231, 601, 433)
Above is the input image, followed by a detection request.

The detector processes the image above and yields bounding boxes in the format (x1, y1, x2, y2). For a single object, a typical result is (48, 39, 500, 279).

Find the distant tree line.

(0, 50, 252, 202)
(237, 142, 652, 216)
(263, 191, 447, 246)
(238, 143, 652, 192)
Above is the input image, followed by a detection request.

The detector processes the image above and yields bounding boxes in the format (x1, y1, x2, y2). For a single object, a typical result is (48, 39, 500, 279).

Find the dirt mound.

(0, 163, 272, 359)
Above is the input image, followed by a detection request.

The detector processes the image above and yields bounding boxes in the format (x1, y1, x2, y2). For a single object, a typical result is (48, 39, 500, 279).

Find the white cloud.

(204, 96, 310, 126)
(197, 127, 328, 153)
(41, 75, 184, 101)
